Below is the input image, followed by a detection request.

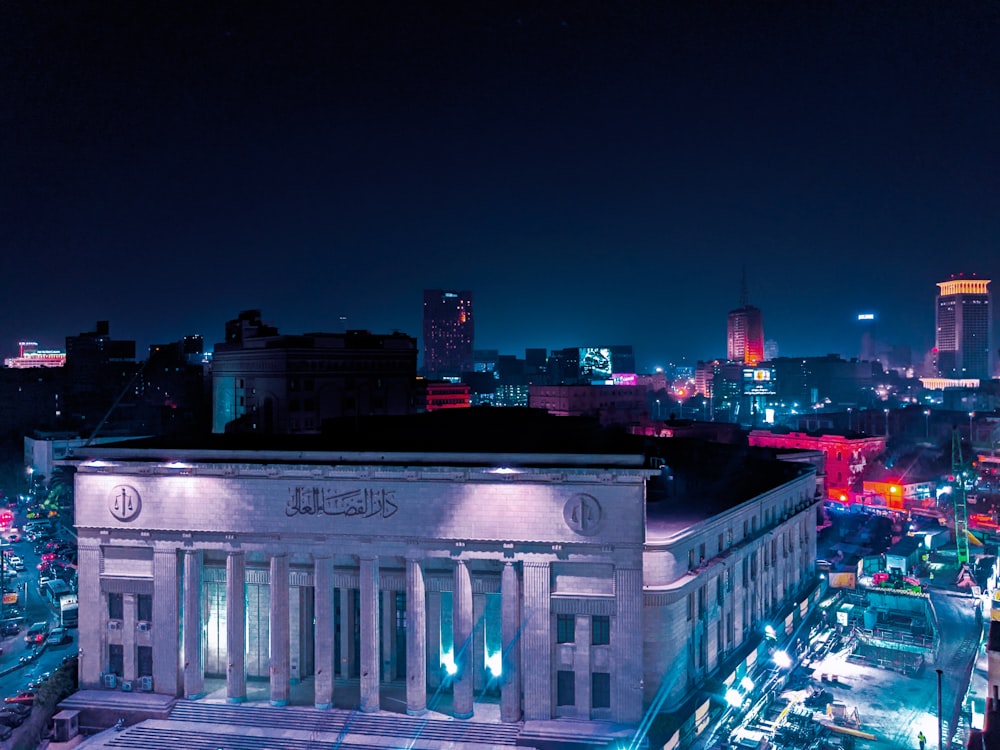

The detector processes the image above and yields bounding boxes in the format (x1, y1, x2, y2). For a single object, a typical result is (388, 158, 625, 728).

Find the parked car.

(23, 622, 48, 647)
(0, 621, 20, 637)
(0, 704, 30, 719)
(7, 556, 23, 571)
(0, 709, 26, 727)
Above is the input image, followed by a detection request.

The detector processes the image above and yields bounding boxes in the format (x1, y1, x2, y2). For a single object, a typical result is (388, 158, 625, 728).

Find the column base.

(270, 699, 289, 707)
(454, 710, 474, 720)
(185, 692, 205, 700)
(226, 696, 246, 704)
(314, 702, 332, 710)
(359, 702, 380, 713)
(406, 707, 428, 716)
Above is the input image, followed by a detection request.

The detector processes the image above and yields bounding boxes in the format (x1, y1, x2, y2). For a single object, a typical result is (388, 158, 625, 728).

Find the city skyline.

(3, 3, 998, 369)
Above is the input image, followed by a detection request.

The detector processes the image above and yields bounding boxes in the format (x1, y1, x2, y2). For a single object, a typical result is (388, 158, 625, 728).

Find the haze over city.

(3, 2, 998, 369)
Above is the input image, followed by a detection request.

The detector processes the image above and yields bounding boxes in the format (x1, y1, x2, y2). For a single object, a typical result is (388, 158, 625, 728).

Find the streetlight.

(847, 407, 853, 432)
(883, 408, 890, 437)
(923, 409, 930, 439)
(655, 399, 661, 420)
(969, 412, 975, 445)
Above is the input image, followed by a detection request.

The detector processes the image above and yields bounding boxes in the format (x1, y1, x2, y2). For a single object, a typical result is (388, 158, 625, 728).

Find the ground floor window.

(592, 672, 611, 708)
(108, 644, 124, 677)
(138, 646, 153, 677)
(556, 670, 575, 706)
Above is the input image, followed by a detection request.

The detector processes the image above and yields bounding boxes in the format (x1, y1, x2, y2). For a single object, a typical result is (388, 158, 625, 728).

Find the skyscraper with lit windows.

(727, 305, 764, 365)
(935, 276, 992, 380)
(422, 289, 474, 379)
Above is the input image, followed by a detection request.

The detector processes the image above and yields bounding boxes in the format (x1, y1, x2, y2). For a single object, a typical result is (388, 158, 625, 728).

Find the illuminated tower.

(423, 290, 474, 379)
(935, 276, 992, 380)
(727, 270, 765, 365)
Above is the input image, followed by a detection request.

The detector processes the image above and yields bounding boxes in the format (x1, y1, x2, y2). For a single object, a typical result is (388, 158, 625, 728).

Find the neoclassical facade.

(72, 427, 819, 745)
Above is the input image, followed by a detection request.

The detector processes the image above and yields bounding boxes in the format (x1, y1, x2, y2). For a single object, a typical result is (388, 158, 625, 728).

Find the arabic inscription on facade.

(285, 487, 399, 519)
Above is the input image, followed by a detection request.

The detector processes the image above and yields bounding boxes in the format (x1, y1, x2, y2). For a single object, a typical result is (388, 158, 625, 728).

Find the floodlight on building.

(441, 651, 458, 676)
(488, 467, 520, 475)
(764, 625, 776, 640)
(773, 650, 791, 668)
(725, 688, 743, 707)
(485, 651, 502, 677)
(740, 676, 754, 692)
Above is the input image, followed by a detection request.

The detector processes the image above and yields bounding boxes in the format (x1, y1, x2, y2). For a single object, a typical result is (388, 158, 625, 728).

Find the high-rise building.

(422, 290, 474, 378)
(935, 276, 992, 380)
(727, 305, 765, 365)
(727, 270, 765, 365)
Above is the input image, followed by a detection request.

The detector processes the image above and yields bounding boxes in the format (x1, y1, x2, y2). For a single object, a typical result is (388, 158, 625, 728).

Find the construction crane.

(952, 429, 971, 566)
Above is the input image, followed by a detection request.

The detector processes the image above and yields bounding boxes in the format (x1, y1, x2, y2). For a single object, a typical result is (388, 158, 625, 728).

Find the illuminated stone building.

(422, 289, 474, 379)
(70, 412, 820, 749)
(936, 276, 992, 381)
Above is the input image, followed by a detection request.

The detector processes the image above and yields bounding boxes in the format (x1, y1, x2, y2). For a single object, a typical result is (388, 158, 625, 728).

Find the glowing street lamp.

(883, 408, 890, 437)
(969, 412, 975, 444)
(847, 407, 853, 432)
(923, 409, 930, 438)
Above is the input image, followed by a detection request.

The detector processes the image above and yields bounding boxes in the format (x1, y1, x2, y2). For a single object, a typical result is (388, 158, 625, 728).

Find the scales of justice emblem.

(108, 485, 142, 522)
(563, 493, 602, 536)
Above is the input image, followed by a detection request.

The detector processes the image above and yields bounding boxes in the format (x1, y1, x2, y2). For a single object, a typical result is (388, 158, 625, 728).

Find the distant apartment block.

(423, 290, 474, 379)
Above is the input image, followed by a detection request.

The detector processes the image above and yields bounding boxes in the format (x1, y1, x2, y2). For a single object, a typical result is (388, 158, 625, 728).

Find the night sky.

(3, 2, 998, 370)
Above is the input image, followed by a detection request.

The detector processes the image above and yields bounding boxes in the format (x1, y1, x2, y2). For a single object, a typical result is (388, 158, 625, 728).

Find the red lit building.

(748, 430, 885, 500)
(424, 381, 471, 411)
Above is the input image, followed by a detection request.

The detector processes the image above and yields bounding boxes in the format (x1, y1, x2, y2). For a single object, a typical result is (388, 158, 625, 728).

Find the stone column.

(269, 554, 290, 706)
(574, 614, 592, 718)
(522, 561, 551, 720)
(612, 567, 643, 724)
(405, 558, 427, 715)
(289, 585, 302, 683)
(314, 557, 334, 709)
(78, 543, 103, 689)
(123, 593, 137, 681)
(183, 549, 204, 699)
(453, 559, 474, 719)
(359, 557, 380, 712)
(500, 561, 521, 722)
(226, 551, 246, 703)
(152, 548, 180, 696)
(473, 592, 486, 691)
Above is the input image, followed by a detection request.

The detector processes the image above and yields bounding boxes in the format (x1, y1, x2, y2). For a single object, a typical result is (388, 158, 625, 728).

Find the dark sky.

(3, 1, 998, 371)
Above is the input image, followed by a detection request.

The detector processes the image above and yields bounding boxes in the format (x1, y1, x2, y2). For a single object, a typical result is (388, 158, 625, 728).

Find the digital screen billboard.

(579, 348, 612, 380)
(743, 367, 776, 395)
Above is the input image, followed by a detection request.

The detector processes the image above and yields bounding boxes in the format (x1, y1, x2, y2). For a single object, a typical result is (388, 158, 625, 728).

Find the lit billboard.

(579, 348, 612, 380)
(743, 367, 776, 395)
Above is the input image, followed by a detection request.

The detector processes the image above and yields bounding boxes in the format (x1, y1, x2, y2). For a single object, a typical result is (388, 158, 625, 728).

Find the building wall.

(642, 473, 818, 710)
(73, 445, 818, 736)
(76, 456, 649, 723)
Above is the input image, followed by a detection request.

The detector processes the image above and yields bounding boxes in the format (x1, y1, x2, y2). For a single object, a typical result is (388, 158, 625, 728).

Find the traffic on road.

(0, 487, 78, 741)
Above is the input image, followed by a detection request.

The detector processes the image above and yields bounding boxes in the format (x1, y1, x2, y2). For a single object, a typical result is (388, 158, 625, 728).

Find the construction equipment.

(952, 430, 971, 566)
